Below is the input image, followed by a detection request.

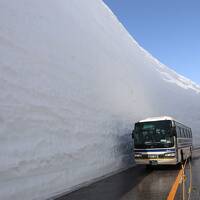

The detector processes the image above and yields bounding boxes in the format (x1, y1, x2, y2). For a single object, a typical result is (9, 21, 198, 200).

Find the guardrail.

(167, 156, 192, 200)
(167, 146, 200, 200)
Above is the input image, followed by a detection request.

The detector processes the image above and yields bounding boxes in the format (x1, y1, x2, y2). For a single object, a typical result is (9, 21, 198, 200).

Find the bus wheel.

(181, 150, 184, 164)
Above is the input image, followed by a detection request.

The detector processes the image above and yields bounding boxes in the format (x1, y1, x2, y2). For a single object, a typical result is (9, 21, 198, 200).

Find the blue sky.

(103, 0, 200, 84)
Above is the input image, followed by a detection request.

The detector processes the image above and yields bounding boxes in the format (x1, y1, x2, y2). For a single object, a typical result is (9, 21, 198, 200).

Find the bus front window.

(134, 120, 174, 149)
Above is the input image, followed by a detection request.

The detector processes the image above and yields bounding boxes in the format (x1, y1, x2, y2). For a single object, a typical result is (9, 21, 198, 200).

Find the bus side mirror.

(132, 130, 135, 139)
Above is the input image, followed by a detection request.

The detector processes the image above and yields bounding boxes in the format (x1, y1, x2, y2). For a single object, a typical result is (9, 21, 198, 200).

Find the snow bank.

(0, 0, 199, 199)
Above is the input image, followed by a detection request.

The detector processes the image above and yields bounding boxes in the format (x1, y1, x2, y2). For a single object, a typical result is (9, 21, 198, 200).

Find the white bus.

(132, 116, 193, 166)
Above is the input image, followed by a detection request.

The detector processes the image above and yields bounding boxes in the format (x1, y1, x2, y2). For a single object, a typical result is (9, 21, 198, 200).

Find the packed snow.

(0, 0, 199, 199)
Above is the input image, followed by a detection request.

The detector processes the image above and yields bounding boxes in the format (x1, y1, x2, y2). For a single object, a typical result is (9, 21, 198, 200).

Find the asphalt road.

(55, 150, 200, 200)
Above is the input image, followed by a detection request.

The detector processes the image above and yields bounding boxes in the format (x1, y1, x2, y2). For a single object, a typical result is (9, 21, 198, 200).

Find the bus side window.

(176, 127, 178, 137)
(176, 126, 180, 137)
(181, 128, 184, 138)
(186, 129, 188, 138)
(184, 129, 186, 138)
(183, 129, 187, 138)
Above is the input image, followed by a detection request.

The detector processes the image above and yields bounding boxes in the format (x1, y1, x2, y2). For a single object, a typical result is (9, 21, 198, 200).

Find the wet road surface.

(55, 150, 200, 200)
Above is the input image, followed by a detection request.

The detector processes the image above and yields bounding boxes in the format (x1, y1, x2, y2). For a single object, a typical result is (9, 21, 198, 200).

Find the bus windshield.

(134, 120, 174, 149)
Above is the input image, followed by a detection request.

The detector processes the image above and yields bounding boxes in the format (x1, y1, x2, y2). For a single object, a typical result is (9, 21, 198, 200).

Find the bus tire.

(181, 150, 184, 164)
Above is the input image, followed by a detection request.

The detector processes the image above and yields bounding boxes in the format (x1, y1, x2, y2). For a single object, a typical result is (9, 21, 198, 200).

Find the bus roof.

(139, 116, 175, 123)
(137, 116, 191, 131)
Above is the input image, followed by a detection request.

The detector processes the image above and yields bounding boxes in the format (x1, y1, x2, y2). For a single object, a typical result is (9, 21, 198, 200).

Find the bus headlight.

(135, 153, 142, 158)
(165, 152, 176, 157)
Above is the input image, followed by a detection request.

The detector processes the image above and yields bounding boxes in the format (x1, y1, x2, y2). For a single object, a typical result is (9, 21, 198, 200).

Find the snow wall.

(0, 0, 200, 199)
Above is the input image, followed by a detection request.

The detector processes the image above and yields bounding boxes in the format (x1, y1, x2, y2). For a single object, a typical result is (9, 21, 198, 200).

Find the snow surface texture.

(0, 0, 199, 199)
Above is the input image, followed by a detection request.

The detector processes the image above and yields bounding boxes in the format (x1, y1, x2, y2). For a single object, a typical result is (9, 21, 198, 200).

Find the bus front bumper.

(135, 158, 178, 165)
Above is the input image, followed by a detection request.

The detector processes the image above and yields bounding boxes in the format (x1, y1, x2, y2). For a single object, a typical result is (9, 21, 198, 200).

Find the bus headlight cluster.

(135, 153, 142, 158)
(164, 152, 176, 157)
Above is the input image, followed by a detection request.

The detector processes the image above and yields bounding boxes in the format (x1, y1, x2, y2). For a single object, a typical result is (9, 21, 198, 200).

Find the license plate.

(149, 160, 158, 165)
